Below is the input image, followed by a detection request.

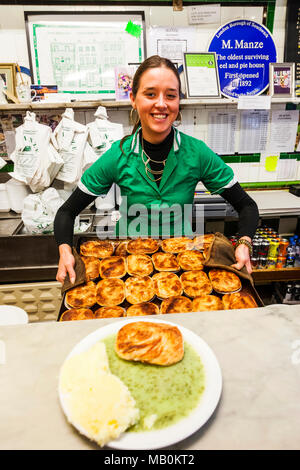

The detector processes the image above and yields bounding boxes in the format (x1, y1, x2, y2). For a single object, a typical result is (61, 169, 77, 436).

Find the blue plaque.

(208, 20, 277, 99)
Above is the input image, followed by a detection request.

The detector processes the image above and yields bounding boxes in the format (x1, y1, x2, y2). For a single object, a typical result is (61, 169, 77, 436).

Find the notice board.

(25, 12, 146, 99)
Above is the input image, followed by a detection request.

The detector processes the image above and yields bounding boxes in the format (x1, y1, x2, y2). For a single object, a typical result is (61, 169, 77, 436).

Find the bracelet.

(235, 238, 253, 256)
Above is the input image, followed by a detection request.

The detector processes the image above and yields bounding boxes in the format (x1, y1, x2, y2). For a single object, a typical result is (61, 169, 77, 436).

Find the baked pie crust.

(65, 281, 97, 308)
(152, 272, 183, 299)
(193, 234, 215, 251)
(99, 256, 126, 279)
(161, 237, 194, 253)
(94, 306, 125, 318)
(180, 270, 212, 298)
(152, 252, 180, 272)
(114, 240, 128, 256)
(160, 296, 193, 314)
(127, 238, 159, 254)
(96, 278, 125, 306)
(192, 294, 224, 312)
(80, 240, 114, 258)
(125, 276, 155, 304)
(208, 268, 242, 293)
(176, 250, 204, 271)
(115, 321, 184, 366)
(81, 256, 100, 281)
(60, 308, 94, 321)
(222, 291, 257, 310)
(126, 254, 153, 277)
(126, 302, 159, 316)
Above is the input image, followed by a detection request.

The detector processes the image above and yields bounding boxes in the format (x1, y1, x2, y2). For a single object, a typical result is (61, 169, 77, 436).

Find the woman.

(54, 55, 259, 284)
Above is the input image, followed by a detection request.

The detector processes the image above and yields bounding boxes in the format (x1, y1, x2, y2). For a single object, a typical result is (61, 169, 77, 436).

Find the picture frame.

(183, 52, 220, 98)
(0, 63, 17, 99)
(269, 62, 295, 98)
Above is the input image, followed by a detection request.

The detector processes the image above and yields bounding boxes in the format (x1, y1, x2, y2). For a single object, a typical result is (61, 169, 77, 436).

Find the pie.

(180, 271, 212, 297)
(81, 256, 100, 281)
(59, 308, 94, 321)
(222, 291, 257, 310)
(125, 276, 155, 304)
(80, 240, 114, 258)
(65, 281, 97, 308)
(161, 237, 194, 253)
(96, 278, 125, 306)
(160, 296, 193, 314)
(193, 234, 215, 251)
(152, 252, 180, 272)
(176, 250, 204, 271)
(99, 256, 126, 278)
(152, 272, 183, 299)
(115, 321, 184, 366)
(126, 254, 153, 277)
(126, 302, 159, 316)
(208, 269, 242, 293)
(127, 238, 159, 254)
(114, 240, 128, 256)
(192, 294, 224, 312)
(94, 306, 125, 318)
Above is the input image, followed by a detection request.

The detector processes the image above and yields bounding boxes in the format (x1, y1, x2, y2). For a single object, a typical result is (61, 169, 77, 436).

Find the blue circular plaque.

(208, 20, 277, 99)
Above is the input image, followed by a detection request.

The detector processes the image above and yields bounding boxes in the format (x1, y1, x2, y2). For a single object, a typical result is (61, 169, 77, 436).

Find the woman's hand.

(56, 244, 76, 284)
(231, 236, 252, 274)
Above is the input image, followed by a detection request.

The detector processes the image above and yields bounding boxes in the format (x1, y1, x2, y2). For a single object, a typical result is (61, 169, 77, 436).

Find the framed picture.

(269, 62, 295, 98)
(183, 52, 220, 98)
(0, 63, 17, 98)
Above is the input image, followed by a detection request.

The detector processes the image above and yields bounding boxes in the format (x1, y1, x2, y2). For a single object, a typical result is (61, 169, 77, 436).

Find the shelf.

(0, 96, 299, 112)
(252, 267, 300, 283)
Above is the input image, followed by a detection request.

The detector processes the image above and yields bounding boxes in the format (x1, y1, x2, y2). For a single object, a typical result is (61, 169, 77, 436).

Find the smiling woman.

(54, 54, 259, 285)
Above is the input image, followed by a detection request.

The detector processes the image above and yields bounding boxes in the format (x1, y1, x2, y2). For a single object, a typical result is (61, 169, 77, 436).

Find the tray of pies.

(58, 235, 262, 321)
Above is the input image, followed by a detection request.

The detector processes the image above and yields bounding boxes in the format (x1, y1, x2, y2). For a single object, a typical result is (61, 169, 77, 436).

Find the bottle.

(284, 283, 294, 302)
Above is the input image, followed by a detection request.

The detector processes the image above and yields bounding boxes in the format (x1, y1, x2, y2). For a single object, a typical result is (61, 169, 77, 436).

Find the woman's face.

(130, 66, 180, 144)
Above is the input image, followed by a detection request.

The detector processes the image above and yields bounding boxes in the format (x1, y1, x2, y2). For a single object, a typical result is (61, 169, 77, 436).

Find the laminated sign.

(208, 20, 277, 99)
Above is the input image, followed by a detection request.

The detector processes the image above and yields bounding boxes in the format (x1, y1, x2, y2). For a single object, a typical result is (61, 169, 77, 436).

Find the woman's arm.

(220, 182, 259, 273)
(54, 187, 96, 283)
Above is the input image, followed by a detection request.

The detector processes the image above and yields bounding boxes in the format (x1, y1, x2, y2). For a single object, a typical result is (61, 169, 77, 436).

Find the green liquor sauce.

(103, 334, 205, 432)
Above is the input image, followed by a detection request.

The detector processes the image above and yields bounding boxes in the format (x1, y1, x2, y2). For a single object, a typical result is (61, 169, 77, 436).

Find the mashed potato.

(59, 342, 139, 447)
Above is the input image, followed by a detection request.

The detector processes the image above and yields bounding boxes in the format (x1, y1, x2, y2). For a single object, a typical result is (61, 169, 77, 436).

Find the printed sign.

(208, 19, 277, 99)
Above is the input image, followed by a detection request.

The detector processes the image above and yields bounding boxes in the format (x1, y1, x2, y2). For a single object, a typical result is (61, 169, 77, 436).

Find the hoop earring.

(130, 108, 140, 126)
(173, 111, 182, 127)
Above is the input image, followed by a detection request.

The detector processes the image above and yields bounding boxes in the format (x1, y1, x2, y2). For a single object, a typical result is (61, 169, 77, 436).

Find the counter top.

(1, 305, 300, 450)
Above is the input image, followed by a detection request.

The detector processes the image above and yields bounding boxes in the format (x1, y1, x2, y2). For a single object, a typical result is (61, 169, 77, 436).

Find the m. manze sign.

(208, 20, 277, 99)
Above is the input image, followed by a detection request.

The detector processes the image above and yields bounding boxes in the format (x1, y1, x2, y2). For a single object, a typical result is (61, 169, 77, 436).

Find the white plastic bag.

(87, 106, 124, 158)
(21, 187, 65, 234)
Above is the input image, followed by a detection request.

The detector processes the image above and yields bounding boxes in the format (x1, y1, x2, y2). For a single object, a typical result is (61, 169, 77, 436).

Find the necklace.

(141, 137, 167, 182)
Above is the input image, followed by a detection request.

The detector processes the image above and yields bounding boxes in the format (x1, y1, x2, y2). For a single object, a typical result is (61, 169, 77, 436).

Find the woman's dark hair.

(120, 55, 181, 152)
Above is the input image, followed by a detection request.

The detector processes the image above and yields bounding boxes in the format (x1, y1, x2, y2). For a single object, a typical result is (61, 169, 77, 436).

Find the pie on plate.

(126, 302, 159, 316)
(94, 306, 125, 318)
(222, 291, 257, 310)
(180, 271, 212, 298)
(208, 269, 242, 294)
(115, 321, 184, 366)
(127, 238, 159, 255)
(125, 276, 155, 304)
(65, 281, 97, 308)
(100, 256, 126, 279)
(152, 272, 183, 299)
(160, 296, 193, 314)
(96, 278, 126, 307)
(152, 252, 180, 272)
(176, 250, 204, 271)
(126, 254, 153, 277)
(161, 237, 194, 253)
(60, 308, 95, 321)
(80, 240, 114, 258)
(192, 295, 224, 312)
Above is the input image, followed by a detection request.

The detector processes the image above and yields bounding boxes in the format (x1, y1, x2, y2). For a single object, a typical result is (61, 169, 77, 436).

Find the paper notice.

(238, 110, 269, 153)
(208, 112, 237, 154)
(187, 4, 221, 24)
(267, 110, 299, 153)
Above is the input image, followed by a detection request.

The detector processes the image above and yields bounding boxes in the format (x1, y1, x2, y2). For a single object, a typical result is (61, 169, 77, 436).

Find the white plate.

(58, 318, 222, 450)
